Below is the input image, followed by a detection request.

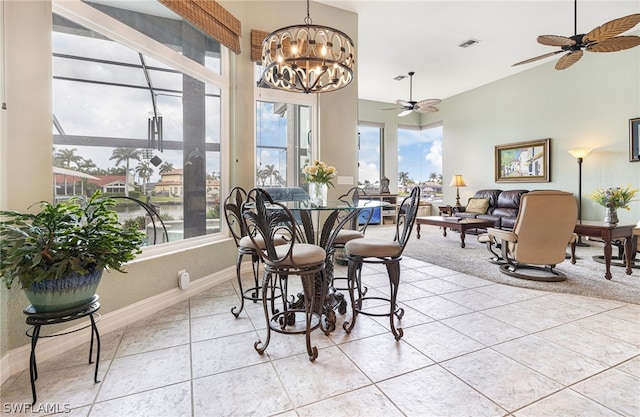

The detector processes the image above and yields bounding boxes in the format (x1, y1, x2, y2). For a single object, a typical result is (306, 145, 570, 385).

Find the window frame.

(52, 0, 231, 246)
(254, 78, 317, 187)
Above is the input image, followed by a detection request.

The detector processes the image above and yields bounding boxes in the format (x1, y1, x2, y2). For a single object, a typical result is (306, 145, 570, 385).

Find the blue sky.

(359, 124, 443, 185)
(397, 125, 443, 184)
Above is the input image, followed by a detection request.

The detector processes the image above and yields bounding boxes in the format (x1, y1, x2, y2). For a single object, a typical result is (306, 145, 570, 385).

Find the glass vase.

(309, 182, 328, 207)
(603, 206, 619, 224)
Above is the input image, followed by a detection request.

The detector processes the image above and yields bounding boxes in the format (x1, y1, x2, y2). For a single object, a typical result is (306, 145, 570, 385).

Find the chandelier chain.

(304, 0, 312, 25)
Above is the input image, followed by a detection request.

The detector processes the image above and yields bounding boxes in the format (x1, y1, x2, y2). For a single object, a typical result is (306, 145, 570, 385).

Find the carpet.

(369, 225, 640, 305)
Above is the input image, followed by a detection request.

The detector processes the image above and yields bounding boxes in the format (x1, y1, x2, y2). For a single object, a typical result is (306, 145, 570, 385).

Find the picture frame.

(495, 138, 550, 183)
(630, 117, 640, 162)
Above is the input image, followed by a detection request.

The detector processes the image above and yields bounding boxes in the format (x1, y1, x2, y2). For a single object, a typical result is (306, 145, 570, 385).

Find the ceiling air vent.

(458, 38, 480, 48)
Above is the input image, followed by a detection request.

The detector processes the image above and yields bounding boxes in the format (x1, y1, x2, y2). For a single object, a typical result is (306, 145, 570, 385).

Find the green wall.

(359, 50, 640, 224)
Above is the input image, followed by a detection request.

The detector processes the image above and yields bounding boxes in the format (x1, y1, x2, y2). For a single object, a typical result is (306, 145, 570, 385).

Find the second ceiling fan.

(382, 72, 440, 117)
(513, 0, 640, 70)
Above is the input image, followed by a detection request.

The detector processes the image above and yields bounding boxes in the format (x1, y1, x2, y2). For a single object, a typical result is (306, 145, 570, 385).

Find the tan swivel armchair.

(483, 190, 577, 282)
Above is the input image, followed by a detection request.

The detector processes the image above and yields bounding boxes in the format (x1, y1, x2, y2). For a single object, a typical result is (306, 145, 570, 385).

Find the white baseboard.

(0, 266, 235, 386)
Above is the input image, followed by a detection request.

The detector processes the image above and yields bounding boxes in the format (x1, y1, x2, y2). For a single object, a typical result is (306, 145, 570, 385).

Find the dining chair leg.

(254, 272, 273, 355)
(386, 261, 404, 340)
(301, 272, 319, 362)
(231, 252, 246, 318)
(342, 257, 362, 334)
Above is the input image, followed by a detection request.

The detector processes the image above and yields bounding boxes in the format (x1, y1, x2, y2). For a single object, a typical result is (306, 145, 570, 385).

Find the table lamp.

(568, 148, 592, 246)
(449, 174, 467, 207)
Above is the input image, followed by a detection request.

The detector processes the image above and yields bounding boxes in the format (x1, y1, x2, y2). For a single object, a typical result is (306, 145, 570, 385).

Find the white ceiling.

(317, 1, 640, 104)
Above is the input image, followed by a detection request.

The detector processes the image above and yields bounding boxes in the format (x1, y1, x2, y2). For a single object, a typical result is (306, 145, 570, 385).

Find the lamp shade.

(568, 148, 592, 159)
(449, 175, 467, 187)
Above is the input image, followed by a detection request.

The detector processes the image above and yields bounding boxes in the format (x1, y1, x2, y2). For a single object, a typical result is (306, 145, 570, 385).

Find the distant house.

(88, 175, 133, 194)
(155, 169, 184, 197)
(153, 169, 220, 201)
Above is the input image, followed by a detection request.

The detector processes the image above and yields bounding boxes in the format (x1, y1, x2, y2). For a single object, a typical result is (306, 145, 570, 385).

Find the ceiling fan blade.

(379, 107, 403, 111)
(414, 105, 439, 114)
(587, 36, 640, 52)
(584, 13, 640, 43)
(537, 35, 575, 47)
(512, 50, 564, 67)
(555, 50, 583, 70)
(398, 109, 413, 117)
(396, 99, 411, 107)
(416, 98, 441, 106)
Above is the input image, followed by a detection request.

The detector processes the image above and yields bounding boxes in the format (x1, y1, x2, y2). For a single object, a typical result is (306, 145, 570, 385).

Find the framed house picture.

(495, 138, 550, 183)
(630, 118, 640, 162)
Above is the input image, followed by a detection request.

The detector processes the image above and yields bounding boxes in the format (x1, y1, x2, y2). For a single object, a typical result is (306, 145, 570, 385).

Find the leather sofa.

(455, 189, 529, 230)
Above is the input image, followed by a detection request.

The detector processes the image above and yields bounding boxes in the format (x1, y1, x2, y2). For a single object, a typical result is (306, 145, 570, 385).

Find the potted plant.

(0, 191, 146, 312)
(589, 185, 638, 224)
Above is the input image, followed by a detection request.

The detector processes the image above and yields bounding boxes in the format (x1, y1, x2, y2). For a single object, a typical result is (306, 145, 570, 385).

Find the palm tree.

(428, 172, 440, 184)
(110, 148, 141, 196)
(263, 164, 277, 185)
(77, 158, 97, 173)
(398, 171, 411, 187)
(159, 162, 174, 174)
(135, 161, 154, 189)
(53, 148, 82, 168)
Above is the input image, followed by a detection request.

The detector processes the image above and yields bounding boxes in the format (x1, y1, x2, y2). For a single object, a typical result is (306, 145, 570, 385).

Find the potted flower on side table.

(589, 185, 638, 224)
(302, 160, 337, 207)
(0, 191, 146, 312)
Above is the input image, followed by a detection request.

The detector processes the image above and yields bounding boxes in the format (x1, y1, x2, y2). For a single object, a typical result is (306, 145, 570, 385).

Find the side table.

(23, 295, 101, 405)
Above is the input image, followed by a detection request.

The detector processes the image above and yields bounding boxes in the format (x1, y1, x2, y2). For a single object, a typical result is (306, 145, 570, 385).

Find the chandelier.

(261, 0, 355, 94)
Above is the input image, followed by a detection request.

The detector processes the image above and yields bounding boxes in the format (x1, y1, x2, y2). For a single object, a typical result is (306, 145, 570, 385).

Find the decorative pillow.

(465, 197, 490, 214)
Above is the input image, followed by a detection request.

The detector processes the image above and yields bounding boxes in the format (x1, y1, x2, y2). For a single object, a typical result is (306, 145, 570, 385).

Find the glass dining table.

(269, 198, 389, 332)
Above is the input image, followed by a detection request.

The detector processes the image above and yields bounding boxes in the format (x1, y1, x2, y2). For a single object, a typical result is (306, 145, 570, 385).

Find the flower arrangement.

(302, 160, 337, 188)
(589, 185, 638, 210)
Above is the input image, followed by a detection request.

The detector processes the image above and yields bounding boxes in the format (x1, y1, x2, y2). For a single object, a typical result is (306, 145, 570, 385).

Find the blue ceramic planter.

(23, 269, 103, 313)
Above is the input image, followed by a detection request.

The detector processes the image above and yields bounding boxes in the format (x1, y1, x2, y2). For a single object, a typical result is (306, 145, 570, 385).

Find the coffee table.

(415, 216, 496, 248)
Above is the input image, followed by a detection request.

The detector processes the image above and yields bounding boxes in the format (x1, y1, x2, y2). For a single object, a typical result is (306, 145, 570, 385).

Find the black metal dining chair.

(331, 187, 374, 301)
(343, 186, 421, 340)
(242, 188, 327, 362)
(224, 186, 285, 317)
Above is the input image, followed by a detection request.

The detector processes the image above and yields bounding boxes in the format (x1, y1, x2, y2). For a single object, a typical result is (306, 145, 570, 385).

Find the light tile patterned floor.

(2, 258, 639, 417)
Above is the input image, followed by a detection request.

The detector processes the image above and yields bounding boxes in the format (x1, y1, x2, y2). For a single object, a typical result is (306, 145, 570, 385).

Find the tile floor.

(1, 256, 639, 416)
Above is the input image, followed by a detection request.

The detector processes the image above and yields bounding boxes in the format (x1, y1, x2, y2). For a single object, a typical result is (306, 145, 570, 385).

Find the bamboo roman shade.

(158, 0, 241, 54)
(251, 29, 269, 62)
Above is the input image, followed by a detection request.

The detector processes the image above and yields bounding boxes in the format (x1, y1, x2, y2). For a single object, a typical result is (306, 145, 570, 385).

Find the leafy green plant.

(0, 191, 146, 290)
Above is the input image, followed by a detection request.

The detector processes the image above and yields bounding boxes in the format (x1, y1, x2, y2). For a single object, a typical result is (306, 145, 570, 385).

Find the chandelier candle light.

(303, 160, 336, 207)
(261, 0, 355, 94)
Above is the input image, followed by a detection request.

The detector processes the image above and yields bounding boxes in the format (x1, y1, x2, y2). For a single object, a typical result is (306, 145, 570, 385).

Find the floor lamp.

(568, 148, 592, 246)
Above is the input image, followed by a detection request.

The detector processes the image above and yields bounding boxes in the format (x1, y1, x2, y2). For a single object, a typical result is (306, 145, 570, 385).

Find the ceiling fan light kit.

(260, 0, 355, 93)
(381, 71, 441, 117)
(513, 0, 640, 70)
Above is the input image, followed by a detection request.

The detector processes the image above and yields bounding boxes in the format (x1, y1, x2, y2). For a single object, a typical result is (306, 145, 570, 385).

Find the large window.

(397, 123, 443, 199)
(357, 123, 382, 191)
(52, 2, 226, 243)
(254, 64, 315, 190)
(256, 101, 311, 187)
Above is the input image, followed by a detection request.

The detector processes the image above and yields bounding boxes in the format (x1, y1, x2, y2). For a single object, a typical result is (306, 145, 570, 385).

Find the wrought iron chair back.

(393, 186, 422, 251)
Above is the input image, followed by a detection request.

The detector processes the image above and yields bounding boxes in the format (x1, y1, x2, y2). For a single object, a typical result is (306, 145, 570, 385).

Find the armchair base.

(499, 263, 567, 282)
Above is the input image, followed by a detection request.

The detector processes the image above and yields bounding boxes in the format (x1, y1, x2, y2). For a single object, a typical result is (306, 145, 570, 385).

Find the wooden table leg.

(603, 239, 613, 280)
(416, 224, 421, 239)
(460, 229, 466, 248)
(624, 237, 633, 275)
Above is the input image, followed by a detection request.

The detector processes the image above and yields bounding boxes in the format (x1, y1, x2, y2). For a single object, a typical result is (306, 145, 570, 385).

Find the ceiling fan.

(381, 72, 440, 117)
(513, 0, 640, 70)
